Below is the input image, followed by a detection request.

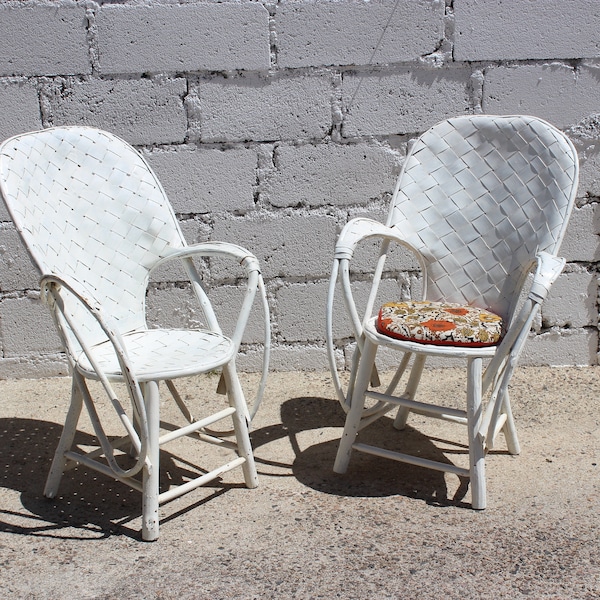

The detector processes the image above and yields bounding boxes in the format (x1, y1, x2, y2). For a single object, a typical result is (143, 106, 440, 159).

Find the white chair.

(326, 115, 578, 509)
(0, 127, 270, 540)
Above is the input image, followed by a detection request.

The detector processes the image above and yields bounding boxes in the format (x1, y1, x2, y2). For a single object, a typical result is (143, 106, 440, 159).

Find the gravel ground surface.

(0, 366, 599, 599)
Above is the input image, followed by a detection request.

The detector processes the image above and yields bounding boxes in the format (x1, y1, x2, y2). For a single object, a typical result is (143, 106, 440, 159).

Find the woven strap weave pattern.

(0, 127, 186, 343)
(390, 115, 578, 320)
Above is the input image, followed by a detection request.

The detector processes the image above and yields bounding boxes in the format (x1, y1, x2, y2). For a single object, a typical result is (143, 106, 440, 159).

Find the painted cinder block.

(145, 146, 257, 215)
(43, 77, 187, 145)
(0, 80, 42, 142)
(0, 295, 62, 356)
(276, 278, 402, 343)
(96, 4, 270, 75)
(482, 64, 600, 129)
(211, 213, 337, 280)
(454, 0, 600, 61)
(276, 0, 444, 68)
(261, 142, 399, 208)
(341, 67, 472, 137)
(196, 73, 332, 143)
(0, 226, 39, 292)
(542, 267, 597, 329)
(559, 204, 600, 263)
(0, 6, 90, 77)
(146, 283, 266, 345)
(520, 328, 598, 367)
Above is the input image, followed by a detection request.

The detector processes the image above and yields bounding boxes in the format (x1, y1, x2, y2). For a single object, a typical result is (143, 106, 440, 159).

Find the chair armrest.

(334, 217, 418, 260)
(39, 274, 149, 479)
(156, 242, 261, 275)
(152, 242, 270, 419)
(528, 251, 566, 304)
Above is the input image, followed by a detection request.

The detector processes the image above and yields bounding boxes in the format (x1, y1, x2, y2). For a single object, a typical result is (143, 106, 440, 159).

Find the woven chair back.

(0, 127, 186, 344)
(389, 115, 578, 320)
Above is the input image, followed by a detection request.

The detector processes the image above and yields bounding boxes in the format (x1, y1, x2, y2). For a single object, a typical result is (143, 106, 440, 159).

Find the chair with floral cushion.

(0, 126, 270, 540)
(325, 114, 578, 508)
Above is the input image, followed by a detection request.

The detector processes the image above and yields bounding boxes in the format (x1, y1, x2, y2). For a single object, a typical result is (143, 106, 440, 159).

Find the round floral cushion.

(376, 300, 503, 347)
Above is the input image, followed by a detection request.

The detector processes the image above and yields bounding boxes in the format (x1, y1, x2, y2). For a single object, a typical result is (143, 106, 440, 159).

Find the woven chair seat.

(376, 300, 503, 347)
(76, 329, 235, 382)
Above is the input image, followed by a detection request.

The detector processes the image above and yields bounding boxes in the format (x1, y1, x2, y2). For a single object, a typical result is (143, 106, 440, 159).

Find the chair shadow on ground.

(0, 418, 239, 541)
(251, 395, 477, 509)
(0, 394, 490, 540)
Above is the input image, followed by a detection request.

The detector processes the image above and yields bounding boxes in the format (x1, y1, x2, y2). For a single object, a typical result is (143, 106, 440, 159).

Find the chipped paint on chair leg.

(467, 357, 486, 510)
(141, 381, 160, 542)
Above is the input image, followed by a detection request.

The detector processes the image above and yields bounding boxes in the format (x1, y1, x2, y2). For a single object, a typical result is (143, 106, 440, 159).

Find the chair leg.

(501, 390, 521, 456)
(44, 375, 84, 498)
(467, 357, 486, 510)
(222, 363, 258, 489)
(334, 338, 378, 474)
(393, 353, 427, 430)
(141, 381, 160, 542)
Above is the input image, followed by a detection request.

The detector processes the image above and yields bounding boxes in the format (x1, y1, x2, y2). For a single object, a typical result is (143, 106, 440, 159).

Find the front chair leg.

(467, 357, 486, 510)
(334, 338, 378, 474)
(141, 381, 160, 542)
(44, 374, 85, 498)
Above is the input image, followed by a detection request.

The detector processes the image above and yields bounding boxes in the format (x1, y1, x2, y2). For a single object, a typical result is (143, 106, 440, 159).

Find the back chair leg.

(222, 364, 258, 489)
(393, 354, 427, 430)
(467, 357, 486, 510)
(141, 381, 160, 542)
(501, 391, 521, 455)
(44, 376, 84, 499)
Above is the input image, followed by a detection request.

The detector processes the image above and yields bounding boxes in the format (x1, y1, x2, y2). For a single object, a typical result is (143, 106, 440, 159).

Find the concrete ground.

(0, 366, 599, 599)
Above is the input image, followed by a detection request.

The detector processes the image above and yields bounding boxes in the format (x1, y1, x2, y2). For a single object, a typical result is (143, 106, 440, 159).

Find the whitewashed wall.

(0, 0, 598, 377)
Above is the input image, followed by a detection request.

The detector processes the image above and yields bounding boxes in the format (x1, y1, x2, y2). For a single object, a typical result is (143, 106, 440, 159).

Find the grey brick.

(277, 278, 401, 343)
(341, 67, 471, 137)
(0, 80, 42, 142)
(0, 226, 39, 292)
(97, 4, 270, 75)
(520, 328, 598, 366)
(455, 0, 600, 61)
(198, 73, 332, 143)
(261, 143, 398, 208)
(0, 6, 90, 76)
(482, 64, 600, 129)
(44, 77, 187, 145)
(277, 0, 444, 68)
(542, 268, 597, 328)
(211, 213, 337, 279)
(145, 146, 257, 215)
(0, 295, 62, 356)
(559, 204, 600, 263)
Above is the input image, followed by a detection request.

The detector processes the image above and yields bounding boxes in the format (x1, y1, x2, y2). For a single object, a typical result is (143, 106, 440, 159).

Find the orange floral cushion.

(376, 300, 503, 347)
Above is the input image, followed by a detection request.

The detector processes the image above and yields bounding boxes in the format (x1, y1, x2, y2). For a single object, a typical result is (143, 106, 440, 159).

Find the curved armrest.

(528, 251, 566, 304)
(39, 274, 149, 479)
(155, 241, 261, 274)
(153, 242, 270, 420)
(334, 217, 419, 260)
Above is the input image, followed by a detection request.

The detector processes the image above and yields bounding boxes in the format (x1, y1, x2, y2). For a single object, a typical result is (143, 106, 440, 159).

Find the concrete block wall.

(0, 0, 599, 378)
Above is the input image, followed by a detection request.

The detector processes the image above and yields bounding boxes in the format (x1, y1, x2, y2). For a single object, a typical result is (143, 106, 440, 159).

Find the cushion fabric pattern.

(376, 300, 503, 347)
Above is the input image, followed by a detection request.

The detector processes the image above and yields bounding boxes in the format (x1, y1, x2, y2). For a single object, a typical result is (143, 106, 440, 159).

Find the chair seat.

(76, 329, 236, 381)
(376, 300, 503, 348)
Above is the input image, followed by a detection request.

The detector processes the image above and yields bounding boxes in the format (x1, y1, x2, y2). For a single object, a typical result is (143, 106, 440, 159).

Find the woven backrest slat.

(390, 115, 578, 320)
(0, 127, 186, 344)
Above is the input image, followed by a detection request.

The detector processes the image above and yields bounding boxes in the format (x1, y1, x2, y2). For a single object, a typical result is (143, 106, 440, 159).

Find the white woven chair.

(0, 127, 270, 540)
(326, 115, 578, 509)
